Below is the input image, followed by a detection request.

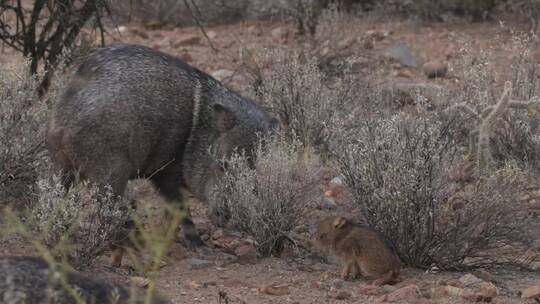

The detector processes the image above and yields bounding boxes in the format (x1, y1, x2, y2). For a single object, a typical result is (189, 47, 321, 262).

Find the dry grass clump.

(209, 136, 320, 256)
(332, 108, 534, 270)
(31, 174, 130, 268)
(0, 62, 49, 209)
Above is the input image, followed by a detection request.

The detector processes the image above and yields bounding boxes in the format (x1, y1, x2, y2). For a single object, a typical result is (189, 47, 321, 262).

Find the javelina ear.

(212, 103, 236, 132)
(332, 217, 347, 229)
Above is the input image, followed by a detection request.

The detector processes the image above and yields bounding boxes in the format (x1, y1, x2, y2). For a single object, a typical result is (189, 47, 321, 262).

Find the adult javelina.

(0, 256, 167, 304)
(47, 44, 277, 250)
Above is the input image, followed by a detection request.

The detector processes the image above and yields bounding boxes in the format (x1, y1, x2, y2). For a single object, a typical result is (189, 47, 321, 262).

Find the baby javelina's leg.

(341, 259, 360, 280)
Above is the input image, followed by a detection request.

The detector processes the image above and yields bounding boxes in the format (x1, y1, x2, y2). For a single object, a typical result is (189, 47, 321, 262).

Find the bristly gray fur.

(47, 43, 277, 216)
(0, 256, 167, 304)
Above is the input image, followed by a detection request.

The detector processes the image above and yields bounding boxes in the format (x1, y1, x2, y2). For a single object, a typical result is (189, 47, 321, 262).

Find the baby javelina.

(315, 216, 401, 285)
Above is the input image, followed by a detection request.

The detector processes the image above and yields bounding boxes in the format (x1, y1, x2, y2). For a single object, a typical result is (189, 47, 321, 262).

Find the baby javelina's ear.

(332, 216, 348, 229)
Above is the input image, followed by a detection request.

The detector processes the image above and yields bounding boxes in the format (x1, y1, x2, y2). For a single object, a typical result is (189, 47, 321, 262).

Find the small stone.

(422, 61, 448, 78)
(129, 27, 149, 39)
(329, 176, 344, 186)
(234, 245, 258, 265)
(172, 34, 201, 47)
(329, 290, 351, 300)
(212, 229, 224, 239)
(478, 282, 498, 300)
(378, 284, 422, 303)
(260, 284, 290, 296)
(383, 44, 418, 68)
(521, 285, 540, 299)
(330, 279, 344, 290)
(458, 273, 484, 288)
(247, 25, 262, 36)
(318, 198, 337, 210)
(187, 280, 202, 290)
(130, 276, 150, 288)
(271, 27, 288, 40)
(207, 31, 217, 40)
(358, 283, 380, 296)
(211, 69, 235, 81)
(185, 258, 211, 270)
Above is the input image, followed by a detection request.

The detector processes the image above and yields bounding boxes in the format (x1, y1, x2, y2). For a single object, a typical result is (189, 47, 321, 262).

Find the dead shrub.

(32, 174, 129, 268)
(332, 109, 533, 270)
(255, 49, 355, 155)
(0, 63, 49, 208)
(208, 136, 320, 256)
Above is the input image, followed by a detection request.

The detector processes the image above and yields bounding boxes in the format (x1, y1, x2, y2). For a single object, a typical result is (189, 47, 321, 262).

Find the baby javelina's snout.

(315, 216, 401, 285)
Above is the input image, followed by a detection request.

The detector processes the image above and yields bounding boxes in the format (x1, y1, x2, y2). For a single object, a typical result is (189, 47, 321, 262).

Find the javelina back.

(0, 256, 166, 304)
(47, 44, 277, 257)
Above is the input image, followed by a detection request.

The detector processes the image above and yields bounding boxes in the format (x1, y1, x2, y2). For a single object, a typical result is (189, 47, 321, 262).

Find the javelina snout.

(47, 44, 277, 266)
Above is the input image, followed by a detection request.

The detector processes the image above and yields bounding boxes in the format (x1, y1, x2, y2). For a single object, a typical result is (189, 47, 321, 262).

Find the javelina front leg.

(150, 168, 205, 249)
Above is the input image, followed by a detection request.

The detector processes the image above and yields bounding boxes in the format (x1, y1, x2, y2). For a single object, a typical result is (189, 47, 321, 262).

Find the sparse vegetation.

(31, 174, 130, 268)
(332, 92, 536, 270)
(209, 135, 320, 256)
(0, 62, 48, 209)
(255, 49, 355, 155)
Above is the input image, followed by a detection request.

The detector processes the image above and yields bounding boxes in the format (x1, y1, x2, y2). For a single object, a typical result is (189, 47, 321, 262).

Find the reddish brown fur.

(315, 216, 401, 285)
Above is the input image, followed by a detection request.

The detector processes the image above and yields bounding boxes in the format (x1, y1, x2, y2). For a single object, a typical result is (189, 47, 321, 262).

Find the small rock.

(130, 276, 150, 288)
(458, 273, 485, 288)
(212, 229, 224, 239)
(329, 290, 351, 300)
(129, 27, 149, 39)
(330, 279, 344, 290)
(358, 283, 381, 296)
(247, 25, 262, 36)
(260, 284, 290, 296)
(440, 285, 497, 302)
(318, 198, 337, 210)
(207, 31, 217, 40)
(234, 245, 258, 265)
(329, 176, 344, 186)
(211, 69, 235, 81)
(393, 69, 415, 79)
(478, 282, 498, 300)
(271, 27, 288, 40)
(422, 61, 448, 78)
(187, 280, 202, 290)
(521, 285, 540, 299)
(383, 44, 418, 68)
(172, 34, 201, 47)
(185, 258, 211, 270)
(378, 284, 422, 303)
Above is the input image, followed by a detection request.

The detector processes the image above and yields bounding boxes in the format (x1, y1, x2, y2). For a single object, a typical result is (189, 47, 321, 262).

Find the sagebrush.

(0, 62, 49, 208)
(255, 49, 355, 155)
(333, 109, 533, 269)
(209, 136, 320, 256)
(32, 174, 130, 268)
